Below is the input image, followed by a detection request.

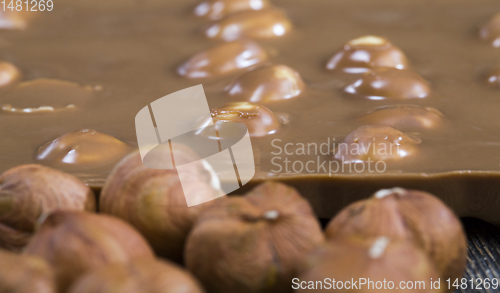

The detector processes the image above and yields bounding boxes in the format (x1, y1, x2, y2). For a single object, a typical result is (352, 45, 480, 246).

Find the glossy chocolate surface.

(359, 105, 444, 131)
(343, 68, 431, 100)
(194, 0, 270, 21)
(334, 125, 421, 162)
(326, 35, 409, 74)
(227, 64, 305, 102)
(2, 0, 500, 223)
(205, 8, 292, 41)
(210, 101, 280, 137)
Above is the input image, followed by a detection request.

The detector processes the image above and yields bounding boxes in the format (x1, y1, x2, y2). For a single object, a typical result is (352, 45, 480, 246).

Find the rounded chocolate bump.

(0, 10, 30, 30)
(205, 8, 292, 41)
(480, 13, 500, 47)
(177, 40, 268, 79)
(334, 125, 421, 162)
(35, 129, 132, 170)
(227, 64, 305, 103)
(486, 67, 500, 87)
(344, 68, 430, 100)
(326, 35, 410, 73)
(361, 105, 444, 131)
(210, 101, 280, 137)
(194, 0, 270, 20)
(0, 62, 21, 88)
(1, 79, 93, 113)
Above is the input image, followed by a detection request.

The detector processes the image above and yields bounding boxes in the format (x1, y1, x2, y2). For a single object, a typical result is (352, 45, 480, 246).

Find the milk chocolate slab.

(2, 0, 500, 223)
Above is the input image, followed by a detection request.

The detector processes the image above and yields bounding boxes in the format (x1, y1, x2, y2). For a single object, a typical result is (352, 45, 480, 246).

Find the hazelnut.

(344, 68, 430, 100)
(326, 36, 409, 74)
(298, 237, 440, 293)
(1, 79, 94, 114)
(325, 187, 467, 285)
(100, 146, 223, 262)
(0, 164, 95, 252)
(178, 40, 268, 79)
(205, 8, 292, 41)
(185, 182, 325, 293)
(35, 129, 132, 171)
(208, 101, 280, 137)
(68, 258, 205, 293)
(24, 211, 155, 292)
(195, 0, 270, 20)
(334, 125, 421, 163)
(360, 105, 444, 131)
(0, 62, 21, 88)
(0, 249, 55, 293)
(480, 12, 500, 47)
(227, 64, 306, 103)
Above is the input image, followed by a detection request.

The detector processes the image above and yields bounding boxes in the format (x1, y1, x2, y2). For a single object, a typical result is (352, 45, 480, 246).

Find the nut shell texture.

(298, 237, 440, 293)
(0, 249, 56, 293)
(100, 147, 222, 262)
(24, 211, 154, 292)
(185, 182, 324, 293)
(325, 188, 467, 283)
(0, 164, 95, 251)
(68, 258, 205, 293)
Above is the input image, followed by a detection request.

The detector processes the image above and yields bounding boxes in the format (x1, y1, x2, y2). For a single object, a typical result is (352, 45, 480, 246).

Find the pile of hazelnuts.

(0, 140, 466, 293)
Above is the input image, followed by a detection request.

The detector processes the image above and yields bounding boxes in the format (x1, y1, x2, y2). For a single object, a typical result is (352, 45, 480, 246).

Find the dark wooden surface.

(459, 218, 500, 293)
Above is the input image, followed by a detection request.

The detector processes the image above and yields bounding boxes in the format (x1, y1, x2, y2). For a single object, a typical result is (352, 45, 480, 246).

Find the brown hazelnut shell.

(325, 188, 467, 285)
(23, 211, 154, 292)
(185, 182, 325, 293)
(298, 237, 441, 293)
(0, 164, 95, 252)
(0, 249, 55, 293)
(100, 147, 223, 262)
(68, 258, 205, 293)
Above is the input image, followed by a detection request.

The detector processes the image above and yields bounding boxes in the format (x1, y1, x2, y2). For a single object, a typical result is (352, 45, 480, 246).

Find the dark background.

(459, 219, 500, 293)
